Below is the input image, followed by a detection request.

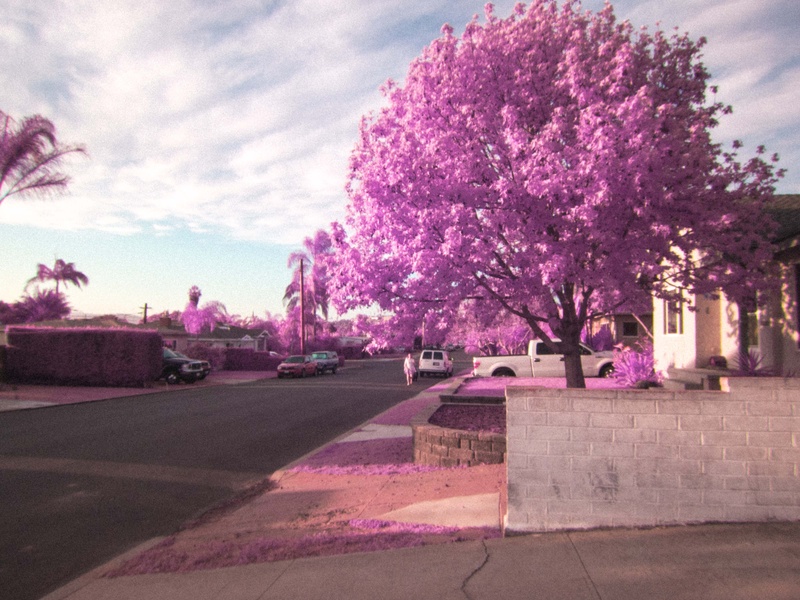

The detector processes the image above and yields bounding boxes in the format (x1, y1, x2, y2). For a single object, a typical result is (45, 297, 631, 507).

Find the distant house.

(191, 323, 271, 351)
(586, 313, 653, 347)
(653, 194, 800, 383)
(145, 318, 271, 352)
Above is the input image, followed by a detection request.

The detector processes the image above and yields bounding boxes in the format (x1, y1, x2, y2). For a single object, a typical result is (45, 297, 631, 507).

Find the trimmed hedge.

(4, 326, 162, 387)
(223, 348, 283, 371)
(184, 344, 226, 371)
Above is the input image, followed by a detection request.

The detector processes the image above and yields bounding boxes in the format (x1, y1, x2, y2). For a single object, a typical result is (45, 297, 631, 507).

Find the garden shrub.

(223, 348, 282, 371)
(612, 339, 662, 388)
(185, 344, 226, 370)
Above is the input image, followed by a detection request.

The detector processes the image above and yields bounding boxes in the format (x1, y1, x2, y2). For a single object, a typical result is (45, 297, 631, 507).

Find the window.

(622, 322, 638, 337)
(665, 300, 683, 335)
(536, 342, 555, 355)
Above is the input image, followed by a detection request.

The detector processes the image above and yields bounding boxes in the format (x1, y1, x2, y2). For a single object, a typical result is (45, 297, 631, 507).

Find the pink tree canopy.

(330, 1, 782, 387)
(181, 286, 227, 336)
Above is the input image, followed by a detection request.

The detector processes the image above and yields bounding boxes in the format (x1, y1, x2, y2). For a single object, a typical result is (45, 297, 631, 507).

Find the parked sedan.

(277, 355, 318, 378)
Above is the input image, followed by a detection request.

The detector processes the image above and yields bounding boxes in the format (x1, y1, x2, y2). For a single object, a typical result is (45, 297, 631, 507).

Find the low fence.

(506, 377, 800, 533)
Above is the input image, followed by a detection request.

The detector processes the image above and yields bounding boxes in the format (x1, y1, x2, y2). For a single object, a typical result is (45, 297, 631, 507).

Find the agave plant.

(734, 349, 774, 377)
(612, 340, 663, 389)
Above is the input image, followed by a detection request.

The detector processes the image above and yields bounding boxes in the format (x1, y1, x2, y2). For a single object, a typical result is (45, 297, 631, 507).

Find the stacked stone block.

(412, 403, 506, 467)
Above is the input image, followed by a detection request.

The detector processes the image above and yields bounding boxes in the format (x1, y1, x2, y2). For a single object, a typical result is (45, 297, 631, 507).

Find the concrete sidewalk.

(9, 374, 800, 600)
(43, 521, 800, 600)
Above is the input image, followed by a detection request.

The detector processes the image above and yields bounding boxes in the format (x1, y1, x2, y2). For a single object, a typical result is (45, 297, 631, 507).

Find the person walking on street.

(403, 353, 416, 385)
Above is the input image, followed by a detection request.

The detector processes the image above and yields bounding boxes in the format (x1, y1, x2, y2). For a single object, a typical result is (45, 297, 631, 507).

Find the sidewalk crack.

(461, 540, 490, 599)
(567, 532, 603, 600)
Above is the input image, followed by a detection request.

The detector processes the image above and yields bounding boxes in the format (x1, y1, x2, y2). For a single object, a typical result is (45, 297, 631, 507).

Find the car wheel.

(301, 369, 306, 378)
(599, 364, 615, 378)
(165, 372, 180, 384)
(492, 368, 516, 377)
(332, 367, 337, 374)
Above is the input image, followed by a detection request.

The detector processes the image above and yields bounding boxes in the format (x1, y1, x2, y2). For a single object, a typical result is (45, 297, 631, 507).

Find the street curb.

(39, 536, 169, 600)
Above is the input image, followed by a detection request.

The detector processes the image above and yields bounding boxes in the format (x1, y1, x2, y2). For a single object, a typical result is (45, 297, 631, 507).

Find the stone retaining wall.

(506, 377, 800, 534)
(412, 403, 506, 467)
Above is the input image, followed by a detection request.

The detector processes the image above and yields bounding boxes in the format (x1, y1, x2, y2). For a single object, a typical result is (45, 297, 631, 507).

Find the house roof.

(197, 324, 270, 341)
(12, 315, 144, 329)
(766, 194, 800, 244)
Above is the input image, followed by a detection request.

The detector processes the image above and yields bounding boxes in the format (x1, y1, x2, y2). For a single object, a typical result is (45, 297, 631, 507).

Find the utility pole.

(299, 259, 306, 354)
(141, 303, 150, 324)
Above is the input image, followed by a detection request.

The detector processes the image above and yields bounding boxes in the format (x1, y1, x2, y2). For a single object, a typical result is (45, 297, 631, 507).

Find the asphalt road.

(0, 357, 445, 600)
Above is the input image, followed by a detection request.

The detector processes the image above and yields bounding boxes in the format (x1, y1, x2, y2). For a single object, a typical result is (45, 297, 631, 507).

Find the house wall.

(505, 379, 800, 533)
(587, 315, 653, 347)
(763, 263, 800, 375)
(200, 339, 258, 350)
(655, 262, 800, 377)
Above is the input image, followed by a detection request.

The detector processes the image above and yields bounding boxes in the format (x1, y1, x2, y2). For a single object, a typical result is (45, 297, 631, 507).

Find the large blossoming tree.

(330, 1, 782, 388)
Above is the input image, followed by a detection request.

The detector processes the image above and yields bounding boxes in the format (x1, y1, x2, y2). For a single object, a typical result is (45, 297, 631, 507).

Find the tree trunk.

(561, 334, 587, 389)
(519, 288, 588, 388)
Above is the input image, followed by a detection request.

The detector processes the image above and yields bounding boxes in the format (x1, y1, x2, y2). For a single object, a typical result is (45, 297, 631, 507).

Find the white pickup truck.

(472, 340, 615, 378)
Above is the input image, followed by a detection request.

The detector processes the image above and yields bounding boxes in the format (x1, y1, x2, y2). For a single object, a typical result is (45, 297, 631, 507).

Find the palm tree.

(284, 230, 333, 340)
(0, 110, 86, 206)
(181, 286, 228, 335)
(27, 259, 89, 294)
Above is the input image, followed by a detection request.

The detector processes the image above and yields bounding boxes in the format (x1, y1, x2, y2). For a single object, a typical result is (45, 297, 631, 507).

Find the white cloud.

(1, 0, 797, 245)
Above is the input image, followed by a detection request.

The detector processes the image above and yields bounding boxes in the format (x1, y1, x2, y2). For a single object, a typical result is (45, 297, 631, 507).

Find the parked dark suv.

(161, 348, 204, 383)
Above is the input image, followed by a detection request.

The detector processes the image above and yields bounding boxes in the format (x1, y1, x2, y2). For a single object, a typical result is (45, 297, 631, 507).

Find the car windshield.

(284, 356, 305, 363)
(312, 353, 325, 359)
(163, 349, 179, 358)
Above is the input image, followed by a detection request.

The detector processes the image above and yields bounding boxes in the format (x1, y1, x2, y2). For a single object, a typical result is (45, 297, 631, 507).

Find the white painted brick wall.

(505, 377, 800, 533)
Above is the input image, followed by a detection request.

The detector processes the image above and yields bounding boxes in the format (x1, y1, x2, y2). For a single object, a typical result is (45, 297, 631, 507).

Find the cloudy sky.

(1, 0, 798, 321)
